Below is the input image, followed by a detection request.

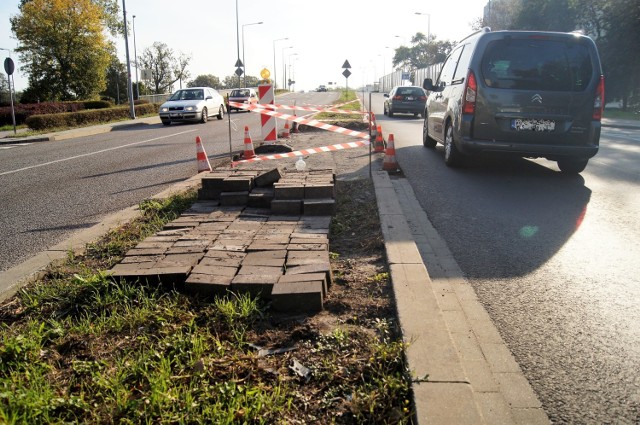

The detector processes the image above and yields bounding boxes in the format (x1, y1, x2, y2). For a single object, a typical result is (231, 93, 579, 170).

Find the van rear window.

(481, 38, 593, 91)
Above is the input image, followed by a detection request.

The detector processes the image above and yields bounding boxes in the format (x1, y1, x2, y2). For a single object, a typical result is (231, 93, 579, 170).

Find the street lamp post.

(415, 12, 431, 44)
(272, 37, 288, 90)
(242, 21, 263, 87)
(285, 53, 297, 91)
(281, 46, 293, 90)
(121, 0, 135, 119)
(132, 14, 139, 100)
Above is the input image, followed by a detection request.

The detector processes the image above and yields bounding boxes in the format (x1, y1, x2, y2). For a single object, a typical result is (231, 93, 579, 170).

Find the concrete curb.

(0, 116, 161, 145)
(371, 168, 549, 424)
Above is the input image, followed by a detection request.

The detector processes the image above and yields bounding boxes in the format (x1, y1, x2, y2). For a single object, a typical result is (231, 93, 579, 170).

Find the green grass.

(316, 90, 364, 121)
(0, 184, 413, 424)
(603, 108, 640, 120)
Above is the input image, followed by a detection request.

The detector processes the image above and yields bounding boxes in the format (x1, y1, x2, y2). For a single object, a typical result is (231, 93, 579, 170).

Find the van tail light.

(462, 70, 477, 115)
(593, 75, 605, 121)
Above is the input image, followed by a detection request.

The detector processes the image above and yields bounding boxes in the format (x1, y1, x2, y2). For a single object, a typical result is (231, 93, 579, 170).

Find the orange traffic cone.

(383, 133, 399, 171)
(282, 122, 290, 138)
(243, 126, 255, 159)
(196, 136, 212, 172)
(374, 125, 385, 153)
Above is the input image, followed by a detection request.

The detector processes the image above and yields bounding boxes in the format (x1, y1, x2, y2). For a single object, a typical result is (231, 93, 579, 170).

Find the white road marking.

(0, 130, 196, 177)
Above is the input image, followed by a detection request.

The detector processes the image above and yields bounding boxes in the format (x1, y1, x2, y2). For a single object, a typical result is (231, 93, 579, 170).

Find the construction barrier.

(258, 83, 276, 143)
(242, 126, 255, 159)
(196, 136, 212, 172)
(382, 133, 399, 171)
(373, 125, 385, 153)
(233, 140, 370, 166)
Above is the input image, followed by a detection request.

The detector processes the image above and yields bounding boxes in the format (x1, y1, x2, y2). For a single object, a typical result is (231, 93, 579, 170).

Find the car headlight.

(160, 107, 168, 112)
(184, 106, 197, 112)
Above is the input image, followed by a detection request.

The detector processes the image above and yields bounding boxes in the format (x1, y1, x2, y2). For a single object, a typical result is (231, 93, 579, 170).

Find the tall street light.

(121, 0, 135, 119)
(285, 52, 297, 91)
(132, 14, 139, 100)
(415, 12, 431, 44)
(281, 46, 293, 90)
(272, 37, 288, 90)
(242, 21, 263, 87)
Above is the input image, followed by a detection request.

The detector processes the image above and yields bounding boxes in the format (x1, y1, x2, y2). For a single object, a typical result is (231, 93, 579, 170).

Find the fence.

(378, 62, 442, 93)
(140, 94, 169, 104)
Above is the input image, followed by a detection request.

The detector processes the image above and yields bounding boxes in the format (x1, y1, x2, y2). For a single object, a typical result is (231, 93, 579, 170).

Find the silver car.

(159, 87, 226, 125)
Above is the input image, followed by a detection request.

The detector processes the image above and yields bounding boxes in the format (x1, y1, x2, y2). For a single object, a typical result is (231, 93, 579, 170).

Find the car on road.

(159, 87, 225, 125)
(226, 88, 258, 112)
(383, 86, 427, 118)
(316, 85, 328, 92)
(422, 28, 604, 174)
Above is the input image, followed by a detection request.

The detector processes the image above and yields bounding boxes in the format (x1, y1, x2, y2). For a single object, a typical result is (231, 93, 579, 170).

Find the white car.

(159, 87, 226, 125)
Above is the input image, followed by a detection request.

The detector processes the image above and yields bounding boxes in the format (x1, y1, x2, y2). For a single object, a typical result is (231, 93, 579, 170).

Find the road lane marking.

(0, 130, 196, 177)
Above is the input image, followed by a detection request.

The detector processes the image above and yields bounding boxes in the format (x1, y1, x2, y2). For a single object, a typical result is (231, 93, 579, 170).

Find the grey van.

(422, 28, 604, 174)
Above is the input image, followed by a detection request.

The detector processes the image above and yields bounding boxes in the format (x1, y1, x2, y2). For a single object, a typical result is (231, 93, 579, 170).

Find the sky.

(1, 0, 486, 93)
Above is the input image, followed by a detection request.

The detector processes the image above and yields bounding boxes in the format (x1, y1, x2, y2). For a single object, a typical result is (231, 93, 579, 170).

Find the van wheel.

(217, 105, 224, 120)
(557, 158, 588, 174)
(200, 108, 208, 123)
(423, 115, 436, 148)
(443, 123, 463, 167)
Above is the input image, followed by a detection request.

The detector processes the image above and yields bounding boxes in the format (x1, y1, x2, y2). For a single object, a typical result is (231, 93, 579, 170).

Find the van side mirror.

(423, 78, 435, 91)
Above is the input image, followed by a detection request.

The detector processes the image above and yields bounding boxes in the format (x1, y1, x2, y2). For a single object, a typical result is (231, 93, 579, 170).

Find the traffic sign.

(342, 60, 351, 69)
(235, 67, 244, 77)
(342, 69, 352, 78)
(4, 57, 14, 76)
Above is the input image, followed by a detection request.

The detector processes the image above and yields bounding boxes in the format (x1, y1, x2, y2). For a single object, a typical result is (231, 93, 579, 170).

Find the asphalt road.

(365, 92, 640, 424)
(0, 91, 338, 273)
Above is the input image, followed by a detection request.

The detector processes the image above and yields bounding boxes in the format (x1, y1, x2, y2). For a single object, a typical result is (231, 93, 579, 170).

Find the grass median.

(0, 178, 414, 423)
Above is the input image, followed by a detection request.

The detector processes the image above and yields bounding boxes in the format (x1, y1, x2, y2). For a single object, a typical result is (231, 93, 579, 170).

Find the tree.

(392, 33, 453, 71)
(139, 42, 191, 94)
(188, 74, 221, 89)
(0, 74, 10, 105)
(11, 0, 113, 101)
(480, 0, 522, 30)
(596, 0, 640, 109)
(101, 55, 128, 104)
(512, 0, 577, 31)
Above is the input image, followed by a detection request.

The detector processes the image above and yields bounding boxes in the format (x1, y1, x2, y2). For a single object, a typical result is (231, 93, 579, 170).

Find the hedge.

(25, 103, 158, 131)
(0, 100, 119, 127)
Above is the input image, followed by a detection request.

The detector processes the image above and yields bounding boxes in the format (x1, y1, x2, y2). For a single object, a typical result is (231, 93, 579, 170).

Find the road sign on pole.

(3, 57, 16, 135)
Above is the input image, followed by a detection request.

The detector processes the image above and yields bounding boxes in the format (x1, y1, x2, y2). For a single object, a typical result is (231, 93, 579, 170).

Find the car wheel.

(388, 106, 394, 118)
(557, 158, 588, 174)
(422, 115, 437, 148)
(161, 120, 171, 126)
(217, 105, 224, 120)
(383, 103, 388, 116)
(200, 107, 208, 123)
(443, 122, 463, 167)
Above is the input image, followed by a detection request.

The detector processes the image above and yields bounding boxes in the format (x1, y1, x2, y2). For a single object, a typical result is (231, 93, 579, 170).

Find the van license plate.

(512, 119, 555, 132)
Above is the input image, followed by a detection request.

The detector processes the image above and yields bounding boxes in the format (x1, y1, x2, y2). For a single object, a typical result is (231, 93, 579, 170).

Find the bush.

(25, 103, 158, 130)
(83, 100, 113, 109)
(0, 101, 86, 126)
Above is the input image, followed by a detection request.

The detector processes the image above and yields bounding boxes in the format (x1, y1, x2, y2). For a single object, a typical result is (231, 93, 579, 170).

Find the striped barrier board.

(229, 101, 369, 115)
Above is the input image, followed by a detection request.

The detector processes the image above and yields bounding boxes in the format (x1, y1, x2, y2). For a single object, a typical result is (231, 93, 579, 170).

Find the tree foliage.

(188, 74, 221, 89)
(101, 55, 128, 104)
(11, 0, 113, 101)
(392, 33, 453, 71)
(0, 74, 11, 105)
(138, 42, 191, 94)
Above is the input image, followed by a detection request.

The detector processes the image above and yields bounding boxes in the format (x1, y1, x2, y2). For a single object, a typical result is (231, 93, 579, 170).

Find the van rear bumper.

(458, 139, 599, 159)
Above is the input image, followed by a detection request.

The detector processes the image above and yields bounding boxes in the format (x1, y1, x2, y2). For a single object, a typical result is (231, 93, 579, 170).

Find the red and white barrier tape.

(228, 102, 371, 139)
(229, 101, 368, 115)
(232, 139, 370, 165)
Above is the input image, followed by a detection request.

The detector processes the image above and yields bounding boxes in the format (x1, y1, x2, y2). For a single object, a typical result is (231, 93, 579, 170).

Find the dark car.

(422, 28, 604, 174)
(227, 88, 258, 112)
(384, 86, 427, 117)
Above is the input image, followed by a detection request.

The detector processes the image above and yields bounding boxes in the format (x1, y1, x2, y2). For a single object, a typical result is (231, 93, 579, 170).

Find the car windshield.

(169, 89, 204, 101)
(481, 38, 594, 91)
(230, 89, 250, 97)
